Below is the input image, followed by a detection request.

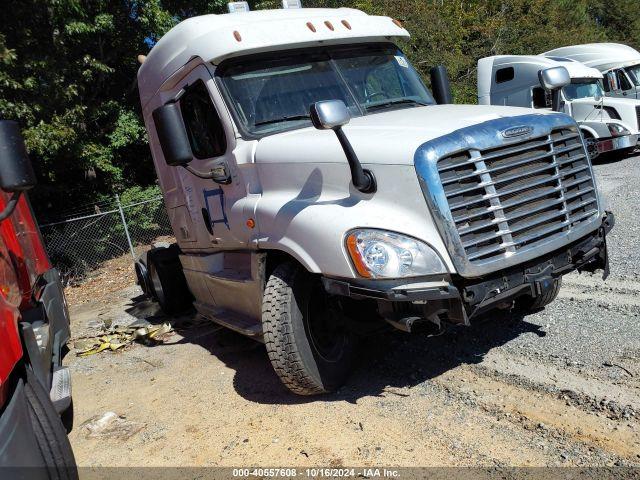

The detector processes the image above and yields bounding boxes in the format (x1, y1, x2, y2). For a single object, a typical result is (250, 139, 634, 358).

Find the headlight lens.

(607, 123, 630, 137)
(346, 229, 446, 278)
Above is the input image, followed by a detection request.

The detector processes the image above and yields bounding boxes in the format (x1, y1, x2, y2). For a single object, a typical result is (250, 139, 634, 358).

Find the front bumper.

(323, 212, 614, 329)
(598, 134, 638, 153)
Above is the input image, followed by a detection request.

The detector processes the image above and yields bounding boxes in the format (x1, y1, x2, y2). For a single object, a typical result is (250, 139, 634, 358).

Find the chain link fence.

(40, 196, 175, 284)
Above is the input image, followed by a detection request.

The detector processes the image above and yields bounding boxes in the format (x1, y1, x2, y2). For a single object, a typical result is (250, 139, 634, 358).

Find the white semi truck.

(135, 4, 614, 395)
(543, 43, 640, 100)
(478, 55, 638, 158)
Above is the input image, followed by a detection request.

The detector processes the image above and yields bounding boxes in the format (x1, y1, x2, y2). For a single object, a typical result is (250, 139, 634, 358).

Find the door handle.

(210, 159, 232, 185)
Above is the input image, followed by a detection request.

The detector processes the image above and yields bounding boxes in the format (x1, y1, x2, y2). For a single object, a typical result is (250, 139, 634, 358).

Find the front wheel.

(24, 369, 78, 480)
(262, 262, 356, 395)
(516, 278, 562, 312)
(582, 131, 599, 161)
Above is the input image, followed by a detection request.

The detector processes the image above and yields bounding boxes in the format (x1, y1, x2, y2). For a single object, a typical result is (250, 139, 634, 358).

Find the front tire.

(582, 131, 599, 161)
(24, 369, 78, 480)
(262, 262, 356, 395)
(516, 278, 562, 312)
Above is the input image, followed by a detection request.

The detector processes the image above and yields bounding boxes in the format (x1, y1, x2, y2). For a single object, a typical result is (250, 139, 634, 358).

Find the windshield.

(562, 79, 604, 101)
(624, 64, 640, 86)
(217, 44, 435, 136)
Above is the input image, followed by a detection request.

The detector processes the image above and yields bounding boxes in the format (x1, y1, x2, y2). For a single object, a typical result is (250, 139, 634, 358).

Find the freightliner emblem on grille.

(501, 125, 533, 138)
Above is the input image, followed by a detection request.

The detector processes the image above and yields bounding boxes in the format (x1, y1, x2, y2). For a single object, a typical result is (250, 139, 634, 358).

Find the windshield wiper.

(365, 98, 429, 112)
(254, 115, 310, 127)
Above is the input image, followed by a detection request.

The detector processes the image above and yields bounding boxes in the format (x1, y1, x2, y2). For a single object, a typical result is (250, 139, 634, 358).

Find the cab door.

(609, 69, 635, 99)
(159, 64, 248, 250)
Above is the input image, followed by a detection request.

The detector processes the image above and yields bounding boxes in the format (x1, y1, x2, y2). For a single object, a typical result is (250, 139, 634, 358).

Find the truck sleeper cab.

(541, 44, 640, 146)
(478, 55, 639, 158)
(543, 43, 640, 101)
(136, 5, 613, 395)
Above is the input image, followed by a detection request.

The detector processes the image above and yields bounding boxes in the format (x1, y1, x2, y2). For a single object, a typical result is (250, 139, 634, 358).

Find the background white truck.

(478, 55, 639, 158)
(543, 43, 640, 100)
(135, 4, 613, 395)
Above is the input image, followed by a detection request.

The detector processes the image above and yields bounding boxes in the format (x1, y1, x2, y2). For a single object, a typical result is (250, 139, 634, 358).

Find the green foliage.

(110, 185, 167, 248)
(2, 0, 640, 220)
(0, 1, 191, 220)
(306, 0, 640, 103)
(118, 185, 165, 239)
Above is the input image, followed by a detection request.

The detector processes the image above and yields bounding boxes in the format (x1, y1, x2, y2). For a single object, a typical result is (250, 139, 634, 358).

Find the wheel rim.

(306, 283, 348, 363)
(585, 137, 599, 160)
(149, 265, 166, 307)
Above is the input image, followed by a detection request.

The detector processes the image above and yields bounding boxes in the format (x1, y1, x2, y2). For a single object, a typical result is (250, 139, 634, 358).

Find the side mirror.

(310, 100, 351, 130)
(152, 103, 193, 166)
(538, 66, 571, 91)
(310, 100, 375, 194)
(0, 120, 36, 192)
(607, 71, 620, 91)
(538, 67, 570, 112)
(430, 65, 453, 104)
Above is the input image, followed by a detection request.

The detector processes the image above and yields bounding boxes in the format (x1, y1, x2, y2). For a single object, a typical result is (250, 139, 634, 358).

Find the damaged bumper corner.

(323, 212, 614, 332)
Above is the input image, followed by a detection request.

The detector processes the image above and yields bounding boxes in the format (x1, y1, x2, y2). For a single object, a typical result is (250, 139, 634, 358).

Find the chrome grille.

(437, 128, 598, 264)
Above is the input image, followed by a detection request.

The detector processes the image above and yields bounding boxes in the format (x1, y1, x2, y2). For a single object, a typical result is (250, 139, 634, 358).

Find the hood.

(570, 98, 608, 123)
(255, 104, 552, 166)
(601, 96, 640, 108)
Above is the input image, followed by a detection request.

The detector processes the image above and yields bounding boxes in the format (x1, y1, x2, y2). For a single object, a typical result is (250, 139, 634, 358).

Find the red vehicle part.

(0, 191, 51, 308)
(0, 235, 23, 408)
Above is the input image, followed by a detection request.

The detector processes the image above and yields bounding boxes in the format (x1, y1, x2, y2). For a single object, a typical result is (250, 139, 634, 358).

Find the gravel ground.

(64, 152, 640, 471)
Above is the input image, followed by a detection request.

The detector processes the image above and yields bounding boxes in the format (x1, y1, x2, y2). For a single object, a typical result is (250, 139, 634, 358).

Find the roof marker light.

(306, 22, 316, 33)
(227, 2, 250, 13)
(233, 31, 242, 42)
(341, 20, 352, 30)
(282, 0, 302, 8)
(392, 18, 403, 28)
(324, 20, 334, 31)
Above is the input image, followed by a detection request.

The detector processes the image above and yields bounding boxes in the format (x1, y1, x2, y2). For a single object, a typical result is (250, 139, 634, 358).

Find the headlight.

(345, 229, 447, 278)
(607, 123, 630, 137)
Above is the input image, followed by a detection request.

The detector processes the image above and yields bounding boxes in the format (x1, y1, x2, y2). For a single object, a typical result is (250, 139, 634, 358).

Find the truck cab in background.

(0, 121, 77, 478)
(478, 55, 639, 158)
(543, 43, 640, 100)
(136, 4, 614, 396)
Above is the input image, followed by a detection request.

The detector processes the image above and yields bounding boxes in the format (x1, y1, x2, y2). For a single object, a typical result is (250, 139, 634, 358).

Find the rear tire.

(262, 262, 356, 395)
(147, 245, 192, 314)
(24, 369, 78, 480)
(516, 278, 562, 311)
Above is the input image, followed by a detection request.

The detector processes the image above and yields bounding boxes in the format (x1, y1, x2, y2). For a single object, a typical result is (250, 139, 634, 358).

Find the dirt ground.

(63, 154, 640, 469)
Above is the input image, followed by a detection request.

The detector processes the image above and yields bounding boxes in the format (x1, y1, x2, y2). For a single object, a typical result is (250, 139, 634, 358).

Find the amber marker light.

(324, 21, 334, 31)
(392, 19, 403, 28)
(306, 22, 317, 32)
(233, 31, 242, 42)
(246, 218, 256, 229)
(341, 20, 352, 30)
(346, 233, 372, 278)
